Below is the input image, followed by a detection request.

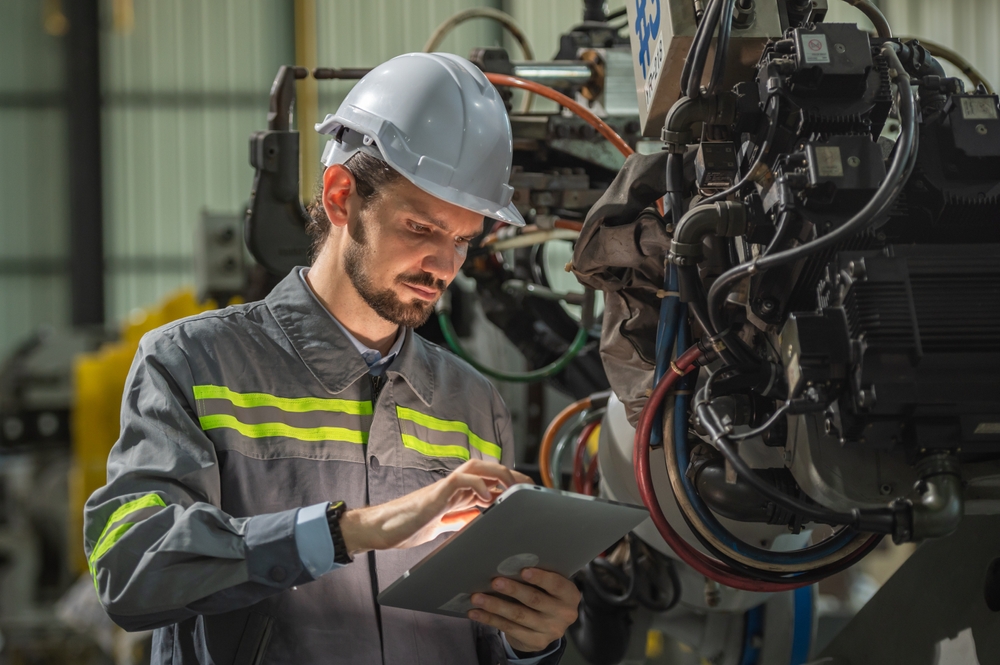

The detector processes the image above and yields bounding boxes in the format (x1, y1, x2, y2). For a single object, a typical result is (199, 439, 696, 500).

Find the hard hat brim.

(318, 119, 526, 227)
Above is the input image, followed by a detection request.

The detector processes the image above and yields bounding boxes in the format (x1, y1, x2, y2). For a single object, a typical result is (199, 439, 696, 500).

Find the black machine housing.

(712, 22, 1000, 460)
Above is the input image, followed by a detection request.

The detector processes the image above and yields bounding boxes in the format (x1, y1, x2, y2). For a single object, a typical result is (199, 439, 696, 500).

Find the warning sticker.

(960, 97, 999, 120)
(802, 33, 831, 64)
(815, 146, 844, 177)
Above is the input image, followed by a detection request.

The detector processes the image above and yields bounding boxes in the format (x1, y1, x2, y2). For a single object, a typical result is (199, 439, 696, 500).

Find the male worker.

(84, 53, 579, 665)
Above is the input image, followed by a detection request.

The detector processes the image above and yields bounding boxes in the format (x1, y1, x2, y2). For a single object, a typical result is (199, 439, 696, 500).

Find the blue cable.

(651, 265, 680, 447)
(789, 585, 814, 664)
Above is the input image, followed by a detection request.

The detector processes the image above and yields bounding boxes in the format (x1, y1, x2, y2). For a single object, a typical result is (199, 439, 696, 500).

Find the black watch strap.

(326, 501, 353, 565)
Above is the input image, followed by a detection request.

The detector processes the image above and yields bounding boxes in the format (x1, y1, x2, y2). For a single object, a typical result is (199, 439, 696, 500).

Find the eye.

(407, 221, 431, 234)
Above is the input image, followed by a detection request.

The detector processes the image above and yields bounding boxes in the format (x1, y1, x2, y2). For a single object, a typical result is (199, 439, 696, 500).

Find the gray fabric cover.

(572, 151, 672, 426)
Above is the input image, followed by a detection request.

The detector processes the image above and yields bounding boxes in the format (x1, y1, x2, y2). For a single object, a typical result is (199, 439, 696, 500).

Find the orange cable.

(484, 73, 665, 217)
(538, 395, 591, 488)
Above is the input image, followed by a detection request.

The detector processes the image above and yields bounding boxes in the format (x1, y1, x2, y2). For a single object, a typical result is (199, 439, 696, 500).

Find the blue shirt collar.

(298, 268, 405, 376)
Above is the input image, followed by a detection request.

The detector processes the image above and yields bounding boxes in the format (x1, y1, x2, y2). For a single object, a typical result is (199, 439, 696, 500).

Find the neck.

(306, 253, 400, 357)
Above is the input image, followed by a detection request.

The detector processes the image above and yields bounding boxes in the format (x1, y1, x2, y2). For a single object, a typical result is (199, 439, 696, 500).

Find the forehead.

(382, 177, 485, 235)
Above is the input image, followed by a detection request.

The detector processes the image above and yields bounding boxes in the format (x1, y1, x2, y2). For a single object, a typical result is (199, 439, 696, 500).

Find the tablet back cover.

(377, 486, 648, 617)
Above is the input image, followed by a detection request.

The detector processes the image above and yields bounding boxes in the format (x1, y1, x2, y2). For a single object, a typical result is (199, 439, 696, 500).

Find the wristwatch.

(326, 501, 354, 565)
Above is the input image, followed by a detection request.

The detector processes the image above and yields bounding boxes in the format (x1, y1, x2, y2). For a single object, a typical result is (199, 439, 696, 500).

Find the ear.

(322, 164, 356, 229)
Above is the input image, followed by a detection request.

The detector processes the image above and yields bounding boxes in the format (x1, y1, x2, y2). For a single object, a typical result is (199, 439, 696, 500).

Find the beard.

(343, 215, 446, 328)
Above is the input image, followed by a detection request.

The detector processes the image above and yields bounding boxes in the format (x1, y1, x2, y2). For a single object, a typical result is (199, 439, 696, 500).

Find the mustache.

(397, 271, 446, 292)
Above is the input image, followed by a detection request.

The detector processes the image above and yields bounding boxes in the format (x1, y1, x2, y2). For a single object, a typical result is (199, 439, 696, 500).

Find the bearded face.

(343, 207, 448, 328)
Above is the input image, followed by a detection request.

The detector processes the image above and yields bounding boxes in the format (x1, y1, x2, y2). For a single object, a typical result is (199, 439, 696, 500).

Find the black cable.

(708, 0, 735, 95)
(698, 95, 780, 206)
(705, 47, 918, 332)
(683, 0, 725, 98)
(761, 208, 793, 258)
(696, 400, 896, 533)
(729, 402, 791, 440)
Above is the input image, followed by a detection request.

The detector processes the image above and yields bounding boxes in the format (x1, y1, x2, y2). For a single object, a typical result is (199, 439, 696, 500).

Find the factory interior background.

(1, 0, 999, 663)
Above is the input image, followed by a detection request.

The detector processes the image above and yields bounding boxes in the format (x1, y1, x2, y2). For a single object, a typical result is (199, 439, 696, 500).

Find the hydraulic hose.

(552, 409, 604, 490)
(424, 8, 536, 114)
(839, 0, 892, 38)
(437, 309, 588, 384)
(685, 0, 725, 98)
(573, 421, 601, 493)
(485, 73, 632, 157)
(634, 344, 882, 590)
(899, 36, 994, 94)
(708, 0, 735, 95)
(705, 43, 918, 333)
(540, 393, 605, 488)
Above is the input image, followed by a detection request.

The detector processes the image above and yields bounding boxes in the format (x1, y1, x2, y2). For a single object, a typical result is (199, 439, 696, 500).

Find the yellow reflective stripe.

(193, 384, 373, 415)
(396, 406, 502, 459)
(400, 433, 471, 461)
(90, 523, 133, 569)
(89, 493, 166, 589)
(91, 493, 166, 564)
(198, 413, 368, 444)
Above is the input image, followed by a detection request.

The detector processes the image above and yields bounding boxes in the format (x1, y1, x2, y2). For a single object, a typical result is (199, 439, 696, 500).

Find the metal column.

(65, 0, 105, 326)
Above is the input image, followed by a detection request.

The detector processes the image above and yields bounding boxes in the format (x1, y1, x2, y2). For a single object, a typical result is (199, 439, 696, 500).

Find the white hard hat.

(316, 52, 525, 227)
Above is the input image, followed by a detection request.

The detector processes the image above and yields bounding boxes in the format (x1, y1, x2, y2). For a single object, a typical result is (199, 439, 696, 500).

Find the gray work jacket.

(84, 270, 558, 665)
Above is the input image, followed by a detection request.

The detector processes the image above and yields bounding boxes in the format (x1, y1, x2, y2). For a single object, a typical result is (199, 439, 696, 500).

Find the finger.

(467, 608, 551, 652)
(460, 460, 518, 488)
(520, 568, 583, 606)
(510, 469, 534, 485)
(488, 577, 559, 615)
(449, 473, 492, 501)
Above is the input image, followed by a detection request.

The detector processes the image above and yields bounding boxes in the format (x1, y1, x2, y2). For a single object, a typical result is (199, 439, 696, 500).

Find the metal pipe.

(511, 62, 595, 88)
(66, 0, 105, 325)
(669, 202, 747, 265)
(908, 453, 964, 541)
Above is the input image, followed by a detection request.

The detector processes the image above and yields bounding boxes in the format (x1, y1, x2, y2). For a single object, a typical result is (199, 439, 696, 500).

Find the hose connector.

(669, 202, 747, 265)
(888, 453, 964, 543)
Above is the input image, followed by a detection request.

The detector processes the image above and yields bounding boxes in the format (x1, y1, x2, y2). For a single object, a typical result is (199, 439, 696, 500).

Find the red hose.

(633, 345, 812, 592)
(572, 421, 599, 493)
(583, 454, 599, 496)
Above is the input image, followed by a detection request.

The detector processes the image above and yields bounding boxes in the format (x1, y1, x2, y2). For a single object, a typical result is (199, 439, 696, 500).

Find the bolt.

(977, 124, 989, 135)
(880, 483, 893, 496)
(835, 43, 846, 54)
(847, 156, 861, 167)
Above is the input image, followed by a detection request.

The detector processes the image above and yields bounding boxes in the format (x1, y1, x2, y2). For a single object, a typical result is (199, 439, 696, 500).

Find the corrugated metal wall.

(102, 0, 293, 323)
(0, 1, 70, 358)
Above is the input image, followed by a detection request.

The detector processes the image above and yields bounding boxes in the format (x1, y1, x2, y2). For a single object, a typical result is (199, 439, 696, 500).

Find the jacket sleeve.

(83, 330, 312, 632)
(490, 386, 517, 469)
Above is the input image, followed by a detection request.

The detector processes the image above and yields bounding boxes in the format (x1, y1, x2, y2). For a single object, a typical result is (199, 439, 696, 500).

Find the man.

(84, 53, 579, 665)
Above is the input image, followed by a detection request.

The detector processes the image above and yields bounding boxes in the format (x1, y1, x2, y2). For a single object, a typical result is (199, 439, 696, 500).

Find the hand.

(468, 568, 581, 654)
(340, 459, 533, 555)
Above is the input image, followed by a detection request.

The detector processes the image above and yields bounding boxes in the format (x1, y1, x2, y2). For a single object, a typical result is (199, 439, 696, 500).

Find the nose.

(420, 238, 462, 283)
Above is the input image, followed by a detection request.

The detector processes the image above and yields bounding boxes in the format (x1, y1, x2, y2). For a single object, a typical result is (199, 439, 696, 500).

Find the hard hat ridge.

(316, 52, 525, 227)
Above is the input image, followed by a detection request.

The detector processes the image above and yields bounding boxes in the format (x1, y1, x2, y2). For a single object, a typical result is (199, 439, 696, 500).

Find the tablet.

(377, 484, 649, 618)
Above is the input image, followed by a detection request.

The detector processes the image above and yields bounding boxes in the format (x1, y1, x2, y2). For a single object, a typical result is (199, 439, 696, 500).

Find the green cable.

(436, 310, 589, 383)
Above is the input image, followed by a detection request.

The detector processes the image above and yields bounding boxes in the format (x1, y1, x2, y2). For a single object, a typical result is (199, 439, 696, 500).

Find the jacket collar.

(266, 268, 435, 405)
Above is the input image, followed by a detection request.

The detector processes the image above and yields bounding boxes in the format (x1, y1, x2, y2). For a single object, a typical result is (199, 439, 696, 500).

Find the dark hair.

(305, 151, 404, 260)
